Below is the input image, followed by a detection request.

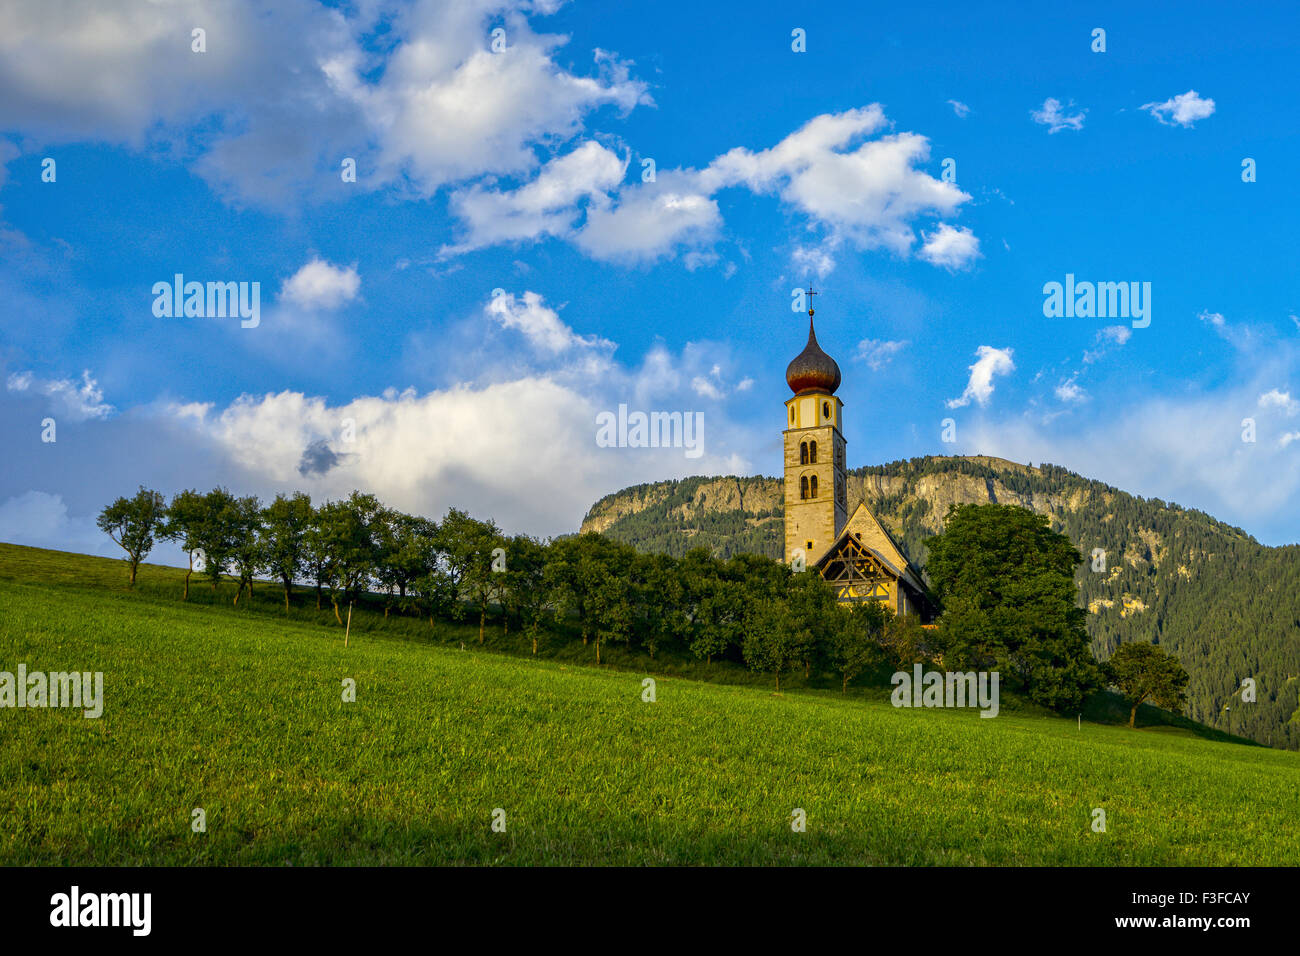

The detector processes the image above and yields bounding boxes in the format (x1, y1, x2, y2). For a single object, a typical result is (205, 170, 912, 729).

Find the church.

(782, 297, 935, 619)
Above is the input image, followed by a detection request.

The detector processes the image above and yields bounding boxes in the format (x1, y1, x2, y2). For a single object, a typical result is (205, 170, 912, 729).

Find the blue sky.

(1, 0, 1298, 559)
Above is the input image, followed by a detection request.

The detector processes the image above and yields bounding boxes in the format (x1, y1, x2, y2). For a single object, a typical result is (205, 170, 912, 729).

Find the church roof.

(813, 502, 930, 597)
(786, 315, 841, 395)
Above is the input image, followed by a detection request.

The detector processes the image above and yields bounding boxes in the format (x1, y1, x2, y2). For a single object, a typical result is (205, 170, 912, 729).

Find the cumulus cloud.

(792, 244, 837, 279)
(442, 140, 628, 255)
(279, 258, 360, 311)
(919, 223, 980, 270)
(0, 1, 649, 206)
(946, 346, 1015, 408)
(1141, 90, 1215, 127)
(855, 339, 908, 371)
(574, 171, 722, 264)
(698, 107, 970, 257)
(1031, 97, 1085, 133)
(1259, 388, 1299, 415)
(485, 289, 613, 354)
(5, 369, 113, 421)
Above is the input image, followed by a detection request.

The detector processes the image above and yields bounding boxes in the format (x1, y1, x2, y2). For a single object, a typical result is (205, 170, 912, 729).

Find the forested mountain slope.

(580, 456, 1300, 749)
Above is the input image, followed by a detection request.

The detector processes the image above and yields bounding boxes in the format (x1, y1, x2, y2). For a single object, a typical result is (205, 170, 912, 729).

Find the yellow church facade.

(782, 305, 935, 620)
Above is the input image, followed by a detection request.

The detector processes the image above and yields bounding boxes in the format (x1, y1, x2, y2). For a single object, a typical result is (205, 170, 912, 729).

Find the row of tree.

(97, 487, 1189, 718)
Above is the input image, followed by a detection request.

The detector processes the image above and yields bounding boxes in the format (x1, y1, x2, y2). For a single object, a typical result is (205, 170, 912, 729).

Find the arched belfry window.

(800, 475, 809, 500)
(810, 475, 819, 498)
(800, 441, 808, 465)
(823, 401, 830, 419)
(809, 440, 818, 464)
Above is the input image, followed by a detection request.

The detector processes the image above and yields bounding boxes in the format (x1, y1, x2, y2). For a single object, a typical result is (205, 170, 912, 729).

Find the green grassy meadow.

(2, 543, 1297, 865)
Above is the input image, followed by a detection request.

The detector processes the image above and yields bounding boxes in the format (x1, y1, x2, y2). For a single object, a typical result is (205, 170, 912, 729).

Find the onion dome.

(786, 316, 841, 395)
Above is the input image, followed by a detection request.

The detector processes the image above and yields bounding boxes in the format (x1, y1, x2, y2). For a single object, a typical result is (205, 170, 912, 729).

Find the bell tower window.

(809, 440, 817, 464)
(810, 475, 819, 498)
(800, 475, 809, 500)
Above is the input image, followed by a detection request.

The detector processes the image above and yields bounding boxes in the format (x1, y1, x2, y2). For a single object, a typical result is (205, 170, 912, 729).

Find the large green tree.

(262, 492, 313, 610)
(97, 486, 166, 586)
(316, 491, 382, 624)
(742, 598, 805, 691)
(1106, 641, 1190, 728)
(925, 503, 1104, 711)
(228, 495, 265, 606)
(828, 599, 890, 693)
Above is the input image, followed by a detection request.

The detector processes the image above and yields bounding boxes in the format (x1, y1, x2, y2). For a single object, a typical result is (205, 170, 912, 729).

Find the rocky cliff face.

(581, 456, 1099, 550)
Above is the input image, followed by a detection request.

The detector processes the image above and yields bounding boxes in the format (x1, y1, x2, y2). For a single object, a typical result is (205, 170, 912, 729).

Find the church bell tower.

(783, 293, 847, 566)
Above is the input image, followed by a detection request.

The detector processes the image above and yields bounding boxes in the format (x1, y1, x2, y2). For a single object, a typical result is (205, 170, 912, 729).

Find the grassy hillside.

(580, 456, 1300, 750)
(2, 544, 1298, 865)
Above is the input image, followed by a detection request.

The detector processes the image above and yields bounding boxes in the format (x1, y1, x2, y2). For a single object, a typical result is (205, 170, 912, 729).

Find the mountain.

(580, 455, 1300, 750)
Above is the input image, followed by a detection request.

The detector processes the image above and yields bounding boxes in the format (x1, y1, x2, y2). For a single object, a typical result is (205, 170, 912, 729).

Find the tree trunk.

(842, 675, 848, 693)
(596, 639, 601, 665)
(479, 607, 485, 644)
(804, 659, 810, 679)
(184, 565, 192, 601)
(532, 635, 538, 655)
(129, 561, 138, 587)
(332, 595, 343, 625)
(1129, 702, 1139, 728)
(283, 583, 290, 611)
(775, 670, 781, 692)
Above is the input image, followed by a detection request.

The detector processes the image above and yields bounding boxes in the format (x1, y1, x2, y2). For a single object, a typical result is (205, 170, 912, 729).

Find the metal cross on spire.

(805, 284, 818, 317)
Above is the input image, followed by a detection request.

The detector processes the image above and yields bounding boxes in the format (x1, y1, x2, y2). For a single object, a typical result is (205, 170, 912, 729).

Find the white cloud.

(5, 368, 113, 421)
(1141, 90, 1215, 128)
(486, 290, 612, 354)
(919, 223, 980, 270)
(698, 107, 971, 258)
(1031, 97, 1085, 133)
(1083, 325, 1132, 363)
(946, 346, 1015, 408)
(855, 339, 908, 371)
(442, 140, 627, 254)
(690, 362, 752, 400)
(575, 173, 722, 264)
(792, 244, 837, 279)
(279, 258, 360, 311)
(1259, 388, 1299, 415)
(0, 1, 649, 206)
(947, 99, 970, 118)
(1055, 376, 1087, 403)
(1280, 432, 1300, 448)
